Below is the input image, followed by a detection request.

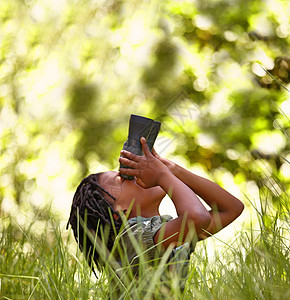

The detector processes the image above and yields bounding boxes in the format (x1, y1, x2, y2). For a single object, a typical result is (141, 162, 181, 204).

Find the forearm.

(158, 170, 211, 231)
(169, 163, 244, 239)
(172, 164, 243, 213)
(158, 170, 207, 216)
(152, 147, 244, 239)
(153, 170, 211, 246)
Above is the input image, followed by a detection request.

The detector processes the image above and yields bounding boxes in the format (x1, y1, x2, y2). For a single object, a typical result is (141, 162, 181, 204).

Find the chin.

(145, 186, 166, 200)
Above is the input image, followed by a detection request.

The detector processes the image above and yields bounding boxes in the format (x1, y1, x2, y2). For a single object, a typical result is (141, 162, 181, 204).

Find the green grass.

(1, 193, 289, 300)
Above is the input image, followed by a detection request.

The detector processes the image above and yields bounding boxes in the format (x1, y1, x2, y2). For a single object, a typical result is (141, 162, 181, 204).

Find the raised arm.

(119, 138, 211, 248)
(152, 149, 244, 240)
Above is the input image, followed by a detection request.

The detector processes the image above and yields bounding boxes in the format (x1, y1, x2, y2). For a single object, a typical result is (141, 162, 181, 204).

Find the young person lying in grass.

(67, 137, 244, 290)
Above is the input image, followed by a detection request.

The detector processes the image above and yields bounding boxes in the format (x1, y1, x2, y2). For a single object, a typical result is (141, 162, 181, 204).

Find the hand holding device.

(119, 138, 168, 188)
(119, 114, 161, 180)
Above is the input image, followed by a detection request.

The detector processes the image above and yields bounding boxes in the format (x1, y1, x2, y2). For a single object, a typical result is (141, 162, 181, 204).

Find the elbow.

(236, 201, 244, 217)
(230, 199, 244, 219)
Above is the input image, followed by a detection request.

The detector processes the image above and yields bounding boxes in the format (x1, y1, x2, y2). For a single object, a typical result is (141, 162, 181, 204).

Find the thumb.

(140, 137, 151, 157)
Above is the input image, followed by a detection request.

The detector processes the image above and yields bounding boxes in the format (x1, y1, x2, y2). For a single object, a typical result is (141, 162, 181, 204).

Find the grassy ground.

(1, 194, 289, 300)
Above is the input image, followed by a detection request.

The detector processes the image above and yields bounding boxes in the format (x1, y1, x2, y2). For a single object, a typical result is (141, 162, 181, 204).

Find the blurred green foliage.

(0, 0, 289, 216)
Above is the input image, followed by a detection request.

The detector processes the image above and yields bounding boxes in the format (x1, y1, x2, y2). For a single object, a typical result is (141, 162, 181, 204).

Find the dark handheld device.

(120, 114, 161, 180)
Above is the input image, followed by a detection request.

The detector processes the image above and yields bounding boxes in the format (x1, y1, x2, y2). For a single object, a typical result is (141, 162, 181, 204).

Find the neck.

(129, 205, 160, 218)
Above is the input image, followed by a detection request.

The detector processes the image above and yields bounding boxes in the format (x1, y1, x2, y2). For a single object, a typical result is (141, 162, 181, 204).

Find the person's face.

(99, 171, 166, 218)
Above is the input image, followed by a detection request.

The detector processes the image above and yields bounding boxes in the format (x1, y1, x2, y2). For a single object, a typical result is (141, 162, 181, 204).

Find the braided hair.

(66, 173, 122, 274)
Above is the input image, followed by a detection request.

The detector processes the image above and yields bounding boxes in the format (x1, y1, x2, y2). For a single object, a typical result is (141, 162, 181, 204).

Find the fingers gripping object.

(119, 114, 161, 180)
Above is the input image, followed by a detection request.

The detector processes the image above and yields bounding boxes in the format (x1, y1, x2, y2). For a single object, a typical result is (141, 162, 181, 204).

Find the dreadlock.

(66, 173, 122, 275)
